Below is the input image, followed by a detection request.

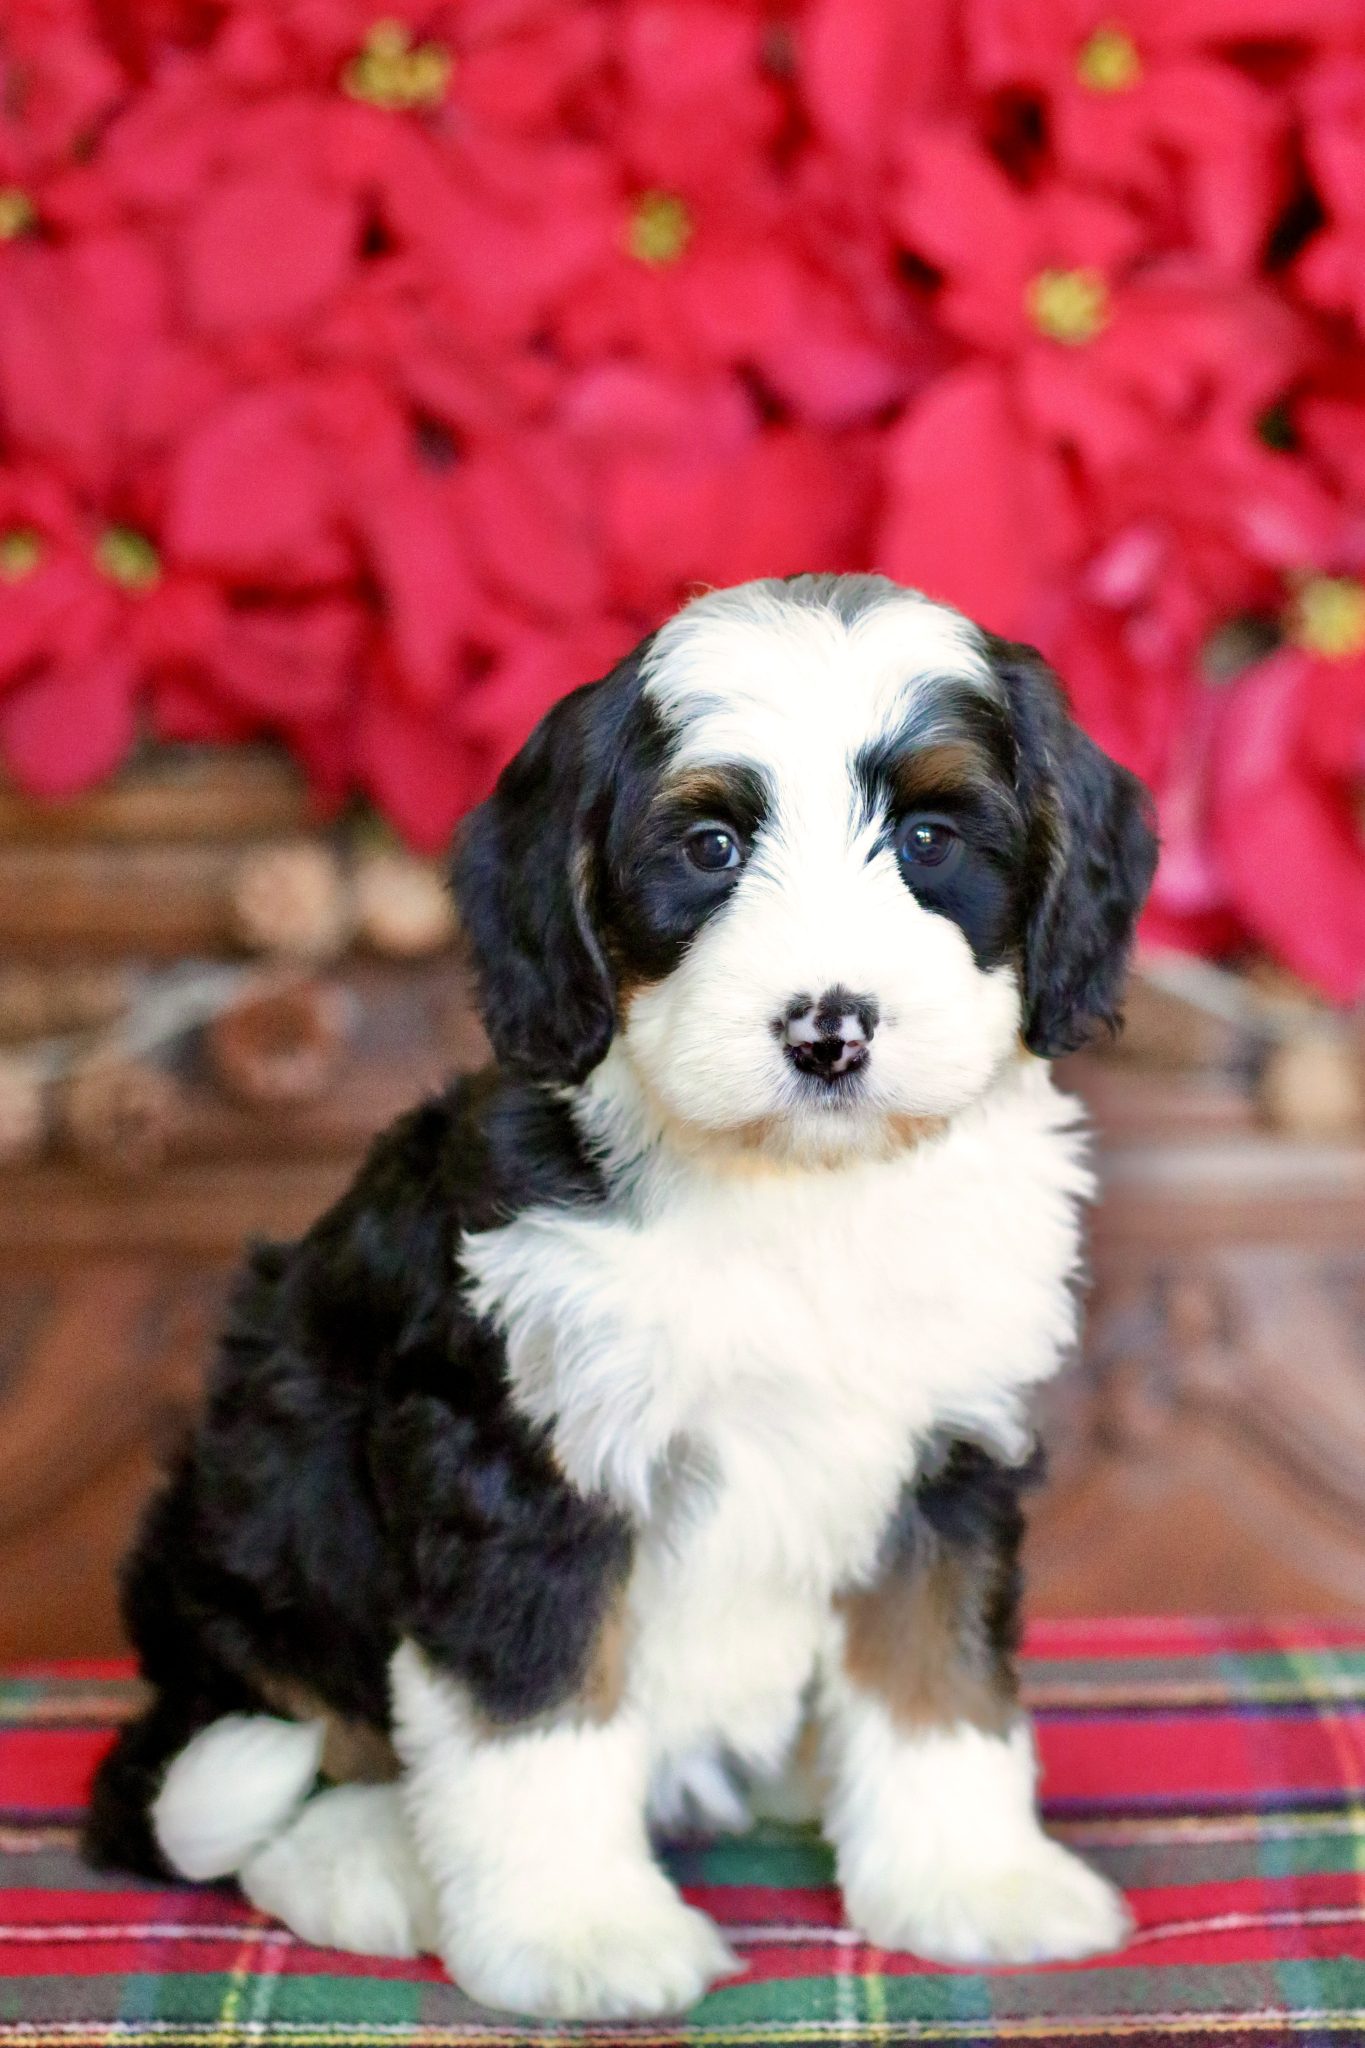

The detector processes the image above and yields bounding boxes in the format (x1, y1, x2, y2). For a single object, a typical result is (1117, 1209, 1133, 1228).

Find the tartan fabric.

(3, 1620, 1365, 2046)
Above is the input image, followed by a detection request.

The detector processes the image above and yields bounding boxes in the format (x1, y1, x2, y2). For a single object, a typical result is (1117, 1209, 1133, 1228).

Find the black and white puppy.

(87, 574, 1158, 2020)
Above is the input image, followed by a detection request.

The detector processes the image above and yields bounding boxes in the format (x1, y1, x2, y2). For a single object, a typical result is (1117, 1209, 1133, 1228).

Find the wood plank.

(0, 844, 239, 957)
(0, 1262, 226, 1659)
(0, 1160, 356, 1257)
(0, 750, 311, 845)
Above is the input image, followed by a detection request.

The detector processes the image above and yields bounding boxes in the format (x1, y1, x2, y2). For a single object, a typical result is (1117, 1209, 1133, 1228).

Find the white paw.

(444, 1870, 739, 2019)
(848, 1834, 1132, 1966)
(241, 1785, 439, 1959)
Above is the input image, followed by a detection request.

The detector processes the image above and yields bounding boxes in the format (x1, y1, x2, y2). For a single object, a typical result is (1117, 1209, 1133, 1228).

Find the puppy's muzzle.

(780, 988, 878, 1084)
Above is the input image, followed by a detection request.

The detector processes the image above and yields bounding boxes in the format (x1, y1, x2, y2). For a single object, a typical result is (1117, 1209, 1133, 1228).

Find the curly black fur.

(84, 1075, 632, 1874)
(987, 638, 1159, 1057)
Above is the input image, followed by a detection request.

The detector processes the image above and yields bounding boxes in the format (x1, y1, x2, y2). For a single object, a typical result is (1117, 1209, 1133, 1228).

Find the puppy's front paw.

(443, 1870, 739, 2019)
(241, 1785, 439, 1959)
(848, 1834, 1131, 1966)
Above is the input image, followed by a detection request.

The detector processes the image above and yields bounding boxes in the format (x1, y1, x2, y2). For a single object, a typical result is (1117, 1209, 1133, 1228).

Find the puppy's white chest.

(461, 1063, 1091, 1592)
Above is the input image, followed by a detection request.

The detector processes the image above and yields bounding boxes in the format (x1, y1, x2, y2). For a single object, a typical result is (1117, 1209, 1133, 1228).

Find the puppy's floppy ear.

(992, 640, 1159, 1058)
(451, 648, 645, 1084)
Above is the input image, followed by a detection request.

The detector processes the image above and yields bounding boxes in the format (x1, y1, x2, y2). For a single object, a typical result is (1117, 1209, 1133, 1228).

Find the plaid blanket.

(3, 1620, 1364, 2046)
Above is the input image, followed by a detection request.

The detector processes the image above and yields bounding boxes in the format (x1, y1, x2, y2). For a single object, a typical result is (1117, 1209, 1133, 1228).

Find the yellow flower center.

(627, 191, 693, 266)
(1027, 267, 1110, 344)
(1289, 576, 1365, 660)
(1076, 24, 1142, 92)
(0, 188, 36, 239)
(342, 20, 453, 111)
(96, 526, 161, 591)
(0, 528, 42, 580)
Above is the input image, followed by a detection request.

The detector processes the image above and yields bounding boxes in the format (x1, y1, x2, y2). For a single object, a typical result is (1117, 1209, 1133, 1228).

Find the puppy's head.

(453, 576, 1157, 1155)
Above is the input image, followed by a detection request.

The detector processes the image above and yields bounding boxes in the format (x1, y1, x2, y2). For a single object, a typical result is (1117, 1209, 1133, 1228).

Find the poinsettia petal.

(353, 467, 478, 703)
(459, 439, 605, 619)
(0, 644, 140, 796)
(183, 169, 357, 334)
(800, 0, 959, 162)
(166, 388, 347, 583)
(356, 683, 478, 852)
(1212, 650, 1365, 1003)
(209, 600, 361, 721)
(879, 366, 1077, 637)
(890, 127, 1035, 347)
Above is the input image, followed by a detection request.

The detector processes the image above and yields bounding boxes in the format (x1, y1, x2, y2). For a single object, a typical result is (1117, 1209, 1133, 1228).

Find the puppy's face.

(455, 576, 1157, 1157)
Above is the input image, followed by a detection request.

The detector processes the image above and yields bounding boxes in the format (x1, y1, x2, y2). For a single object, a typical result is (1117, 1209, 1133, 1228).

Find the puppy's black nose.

(780, 988, 878, 1083)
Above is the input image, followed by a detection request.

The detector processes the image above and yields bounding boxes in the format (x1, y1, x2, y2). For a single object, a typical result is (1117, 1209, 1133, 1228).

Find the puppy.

(86, 574, 1157, 2019)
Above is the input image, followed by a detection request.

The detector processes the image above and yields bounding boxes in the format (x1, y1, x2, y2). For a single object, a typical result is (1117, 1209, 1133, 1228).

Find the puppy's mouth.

(785, 1037, 869, 1086)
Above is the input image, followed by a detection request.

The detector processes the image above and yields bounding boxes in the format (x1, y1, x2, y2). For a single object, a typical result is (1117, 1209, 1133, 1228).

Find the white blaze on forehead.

(641, 582, 994, 780)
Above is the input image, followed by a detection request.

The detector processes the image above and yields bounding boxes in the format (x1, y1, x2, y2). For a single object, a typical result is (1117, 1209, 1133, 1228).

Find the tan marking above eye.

(883, 740, 991, 812)
(655, 767, 759, 817)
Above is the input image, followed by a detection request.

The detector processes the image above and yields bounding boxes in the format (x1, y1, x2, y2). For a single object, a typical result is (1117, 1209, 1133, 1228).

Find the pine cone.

(61, 1057, 183, 1175)
(207, 979, 350, 1106)
(229, 841, 352, 960)
(1258, 1027, 1365, 1141)
(0, 1054, 45, 1165)
(354, 850, 457, 958)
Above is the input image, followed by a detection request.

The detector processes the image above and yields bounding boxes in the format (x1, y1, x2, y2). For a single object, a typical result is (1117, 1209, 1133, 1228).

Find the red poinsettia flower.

(86, 2, 616, 350)
(549, 162, 916, 431)
(967, 0, 1287, 275)
(0, 0, 126, 184)
(1296, 57, 1365, 337)
(0, 458, 365, 795)
(542, 0, 918, 432)
(1210, 575, 1365, 1003)
(0, 225, 224, 508)
(893, 128, 1308, 471)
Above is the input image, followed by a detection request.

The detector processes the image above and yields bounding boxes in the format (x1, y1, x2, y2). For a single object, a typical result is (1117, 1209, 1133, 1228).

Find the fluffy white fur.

(821, 1675, 1129, 1963)
(462, 1054, 1090, 1533)
(241, 1785, 438, 1958)
(152, 1714, 322, 1882)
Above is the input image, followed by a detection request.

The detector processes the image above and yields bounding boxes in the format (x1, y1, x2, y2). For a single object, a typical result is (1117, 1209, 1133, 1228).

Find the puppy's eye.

(896, 815, 961, 873)
(684, 822, 743, 872)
